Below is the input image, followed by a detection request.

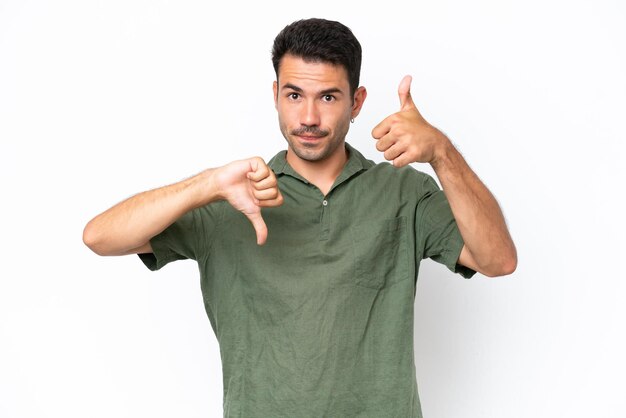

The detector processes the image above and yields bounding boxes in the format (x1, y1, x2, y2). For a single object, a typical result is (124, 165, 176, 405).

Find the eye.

(322, 95, 335, 102)
(289, 93, 300, 100)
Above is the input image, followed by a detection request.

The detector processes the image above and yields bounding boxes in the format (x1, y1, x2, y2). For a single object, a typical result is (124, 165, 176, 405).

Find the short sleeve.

(415, 175, 476, 279)
(138, 202, 222, 271)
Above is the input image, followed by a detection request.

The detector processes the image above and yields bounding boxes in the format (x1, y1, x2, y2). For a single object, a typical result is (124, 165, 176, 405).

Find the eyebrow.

(282, 83, 344, 96)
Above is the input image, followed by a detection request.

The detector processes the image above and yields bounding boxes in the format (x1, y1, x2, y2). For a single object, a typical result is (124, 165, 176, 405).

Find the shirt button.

(322, 200, 328, 206)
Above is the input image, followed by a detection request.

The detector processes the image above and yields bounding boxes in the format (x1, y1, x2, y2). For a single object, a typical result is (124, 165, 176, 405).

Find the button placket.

(320, 198, 330, 241)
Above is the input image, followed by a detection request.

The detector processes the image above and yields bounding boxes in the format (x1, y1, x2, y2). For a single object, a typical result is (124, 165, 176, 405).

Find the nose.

(300, 99, 321, 127)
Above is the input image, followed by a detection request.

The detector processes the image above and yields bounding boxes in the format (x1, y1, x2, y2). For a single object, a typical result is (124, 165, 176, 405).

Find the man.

(84, 18, 516, 418)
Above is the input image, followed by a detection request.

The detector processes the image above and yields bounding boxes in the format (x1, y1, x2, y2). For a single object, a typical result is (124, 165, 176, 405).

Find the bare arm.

(83, 157, 283, 256)
(83, 170, 215, 256)
(430, 140, 516, 277)
(372, 75, 517, 277)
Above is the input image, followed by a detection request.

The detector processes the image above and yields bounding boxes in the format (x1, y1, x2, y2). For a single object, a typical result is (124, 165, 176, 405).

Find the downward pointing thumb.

(246, 211, 268, 245)
(398, 75, 416, 111)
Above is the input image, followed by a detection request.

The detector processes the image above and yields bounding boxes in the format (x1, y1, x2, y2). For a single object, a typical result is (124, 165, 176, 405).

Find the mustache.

(290, 126, 329, 137)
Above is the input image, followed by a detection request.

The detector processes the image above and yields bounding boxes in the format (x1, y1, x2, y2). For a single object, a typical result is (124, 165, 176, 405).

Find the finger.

(253, 187, 280, 201)
(392, 152, 413, 168)
(245, 211, 268, 245)
(371, 115, 393, 140)
(250, 174, 277, 191)
(375, 132, 397, 153)
(398, 75, 416, 111)
(257, 192, 284, 208)
(246, 158, 270, 182)
(383, 142, 405, 162)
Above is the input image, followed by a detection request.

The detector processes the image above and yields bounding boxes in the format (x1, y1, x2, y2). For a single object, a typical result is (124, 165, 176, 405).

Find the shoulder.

(365, 160, 438, 191)
(349, 143, 431, 179)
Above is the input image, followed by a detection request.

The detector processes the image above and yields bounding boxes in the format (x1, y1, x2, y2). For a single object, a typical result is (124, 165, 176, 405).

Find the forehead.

(277, 54, 349, 90)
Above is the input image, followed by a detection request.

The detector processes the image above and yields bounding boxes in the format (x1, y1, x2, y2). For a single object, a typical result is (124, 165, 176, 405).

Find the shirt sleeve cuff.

(443, 232, 477, 279)
(136, 233, 184, 271)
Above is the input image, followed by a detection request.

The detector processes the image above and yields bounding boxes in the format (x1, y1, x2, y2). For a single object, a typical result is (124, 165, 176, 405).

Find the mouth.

(295, 134, 325, 142)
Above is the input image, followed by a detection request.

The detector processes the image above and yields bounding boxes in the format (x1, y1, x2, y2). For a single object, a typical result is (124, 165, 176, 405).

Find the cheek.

(324, 108, 350, 128)
(278, 115, 290, 135)
(277, 105, 296, 125)
(334, 108, 352, 129)
(276, 109, 288, 128)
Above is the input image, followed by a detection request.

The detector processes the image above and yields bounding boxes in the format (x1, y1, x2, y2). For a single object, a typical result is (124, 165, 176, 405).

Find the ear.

(350, 86, 367, 119)
(273, 81, 278, 109)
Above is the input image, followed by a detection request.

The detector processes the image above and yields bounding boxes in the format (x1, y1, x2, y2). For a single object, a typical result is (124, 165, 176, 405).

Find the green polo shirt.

(139, 142, 475, 418)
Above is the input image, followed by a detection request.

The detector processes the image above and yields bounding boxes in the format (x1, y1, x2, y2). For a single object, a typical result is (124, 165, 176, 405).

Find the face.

(273, 54, 366, 165)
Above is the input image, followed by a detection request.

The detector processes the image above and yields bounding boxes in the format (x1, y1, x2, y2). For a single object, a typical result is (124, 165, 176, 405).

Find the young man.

(84, 18, 516, 418)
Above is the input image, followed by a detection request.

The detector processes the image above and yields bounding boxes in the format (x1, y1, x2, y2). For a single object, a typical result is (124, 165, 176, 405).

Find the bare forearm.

(83, 169, 218, 256)
(370, 75, 516, 275)
(432, 139, 517, 275)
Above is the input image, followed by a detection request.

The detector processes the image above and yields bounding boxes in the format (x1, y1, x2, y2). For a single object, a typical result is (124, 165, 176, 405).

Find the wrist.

(430, 131, 454, 170)
(186, 168, 221, 208)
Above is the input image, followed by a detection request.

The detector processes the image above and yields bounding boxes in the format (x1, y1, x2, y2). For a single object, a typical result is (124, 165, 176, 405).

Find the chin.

(296, 142, 345, 163)
(293, 148, 327, 162)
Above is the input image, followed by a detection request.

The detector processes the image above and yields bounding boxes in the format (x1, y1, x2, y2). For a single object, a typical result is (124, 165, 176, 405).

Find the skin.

(83, 55, 516, 277)
(372, 75, 517, 276)
(272, 56, 516, 276)
(273, 54, 366, 195)
(82, 157, 283, 253)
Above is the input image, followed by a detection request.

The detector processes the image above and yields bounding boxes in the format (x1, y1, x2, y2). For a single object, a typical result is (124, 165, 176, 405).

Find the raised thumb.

(398, 75, 416, 111)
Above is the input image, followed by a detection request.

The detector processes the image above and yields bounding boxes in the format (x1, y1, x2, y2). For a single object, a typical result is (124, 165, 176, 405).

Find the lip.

(296, 135, 324, 140)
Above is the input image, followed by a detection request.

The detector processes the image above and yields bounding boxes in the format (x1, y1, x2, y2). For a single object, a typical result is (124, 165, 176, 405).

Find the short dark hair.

(271, 18, 362, 97)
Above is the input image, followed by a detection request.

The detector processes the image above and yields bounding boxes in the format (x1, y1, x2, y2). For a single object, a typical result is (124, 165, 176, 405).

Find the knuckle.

(253, 156, 267, 170)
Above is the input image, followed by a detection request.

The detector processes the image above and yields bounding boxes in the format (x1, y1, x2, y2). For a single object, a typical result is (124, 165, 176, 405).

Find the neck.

(286, 144, 348, 196)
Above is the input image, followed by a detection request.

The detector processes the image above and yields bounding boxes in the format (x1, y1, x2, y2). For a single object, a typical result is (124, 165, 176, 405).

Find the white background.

(1, 0, 625, 417)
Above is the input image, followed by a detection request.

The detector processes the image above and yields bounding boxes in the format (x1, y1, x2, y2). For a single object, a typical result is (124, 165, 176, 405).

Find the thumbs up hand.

(372, 75, 449, 168)
(213, 157, 283, 245)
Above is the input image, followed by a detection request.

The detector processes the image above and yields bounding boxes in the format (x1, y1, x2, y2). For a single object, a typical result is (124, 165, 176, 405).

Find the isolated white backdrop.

(1, 1, 625, 417)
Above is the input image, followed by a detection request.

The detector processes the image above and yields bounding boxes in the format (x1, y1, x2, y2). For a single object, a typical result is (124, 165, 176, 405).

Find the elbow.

(494, 257, 517, 277)
(82, 221, 107, 256)
(484, 251, 518, 278)
(505, 253, 518, 275)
